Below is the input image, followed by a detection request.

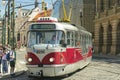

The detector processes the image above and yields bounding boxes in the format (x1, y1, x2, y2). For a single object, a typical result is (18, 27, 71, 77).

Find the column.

(94, 23, 100, 54)
(102, 23, 108, 54)
(110, 20, 118, 55)
(104, 0, 109, 10)
(115, 0, 118, 6)
(96, 0, 101, 12)
(104, 0, 108, 15)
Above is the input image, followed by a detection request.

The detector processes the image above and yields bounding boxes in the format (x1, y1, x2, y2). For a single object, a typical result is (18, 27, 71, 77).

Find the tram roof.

(56, 22, 91, 35)
(30, 21, 91, 35)
(56, 22, 78, 31)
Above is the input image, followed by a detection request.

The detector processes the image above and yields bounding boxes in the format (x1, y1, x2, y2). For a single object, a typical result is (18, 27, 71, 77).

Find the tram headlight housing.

(28, 58, 33, 62)
(49, 57, 54, 62)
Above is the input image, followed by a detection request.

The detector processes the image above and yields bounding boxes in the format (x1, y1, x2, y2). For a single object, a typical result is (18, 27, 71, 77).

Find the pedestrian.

(0, 46, 3, 78)
(9, 47, 16, 77)
(2, 47, 8, 74)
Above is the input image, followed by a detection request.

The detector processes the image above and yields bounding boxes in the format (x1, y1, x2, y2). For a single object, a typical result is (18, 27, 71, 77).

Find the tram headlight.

(28, 58, 33, 62)
(49, 57, 54, 62)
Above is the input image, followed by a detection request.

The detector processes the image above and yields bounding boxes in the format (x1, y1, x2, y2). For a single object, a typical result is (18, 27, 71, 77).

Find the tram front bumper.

(26, 64, 66, 77)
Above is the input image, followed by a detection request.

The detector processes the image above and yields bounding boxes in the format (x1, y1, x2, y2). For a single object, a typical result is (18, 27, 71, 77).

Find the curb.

(0, 70, 25, 79)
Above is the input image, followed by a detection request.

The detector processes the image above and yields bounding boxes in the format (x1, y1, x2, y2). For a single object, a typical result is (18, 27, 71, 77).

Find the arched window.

(117, 0, 120, 5)
(116, 22, 120, 54)
(100, 0, 104, 12)
(108, 0, 115, 8)
(107, 24, 112, 54)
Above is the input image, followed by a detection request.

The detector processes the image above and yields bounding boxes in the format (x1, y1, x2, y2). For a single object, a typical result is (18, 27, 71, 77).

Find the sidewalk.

(0, 47, 27, 79)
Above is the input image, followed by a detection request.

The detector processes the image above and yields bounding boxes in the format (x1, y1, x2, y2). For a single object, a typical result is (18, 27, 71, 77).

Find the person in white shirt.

(2, 47, 8, 74)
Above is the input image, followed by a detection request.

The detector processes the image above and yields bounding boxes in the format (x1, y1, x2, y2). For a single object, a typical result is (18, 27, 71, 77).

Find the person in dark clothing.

(9, 47, 16, 76)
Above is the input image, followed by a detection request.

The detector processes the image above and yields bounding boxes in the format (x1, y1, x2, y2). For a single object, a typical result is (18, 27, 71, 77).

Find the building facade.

(15, 7, 30, 47)
(94, 0, 120, 55)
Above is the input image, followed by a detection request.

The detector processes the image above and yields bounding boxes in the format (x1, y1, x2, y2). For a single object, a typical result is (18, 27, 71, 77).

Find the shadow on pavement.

(92, 53, 120, 64)
(1, 70, 25, 80)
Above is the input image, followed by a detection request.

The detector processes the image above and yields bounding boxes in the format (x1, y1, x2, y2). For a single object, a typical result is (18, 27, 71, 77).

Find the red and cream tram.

(26, 17, 92, 77)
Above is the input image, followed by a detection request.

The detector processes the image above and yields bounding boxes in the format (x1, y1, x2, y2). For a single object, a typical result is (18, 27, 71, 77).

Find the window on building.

(108, 0, 115, 9)
(117, 0, 120, 5)
(100, 0, 104, 12)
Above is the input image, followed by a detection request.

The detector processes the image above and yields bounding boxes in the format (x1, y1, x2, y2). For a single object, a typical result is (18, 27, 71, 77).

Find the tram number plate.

(37, 50, 45, 54)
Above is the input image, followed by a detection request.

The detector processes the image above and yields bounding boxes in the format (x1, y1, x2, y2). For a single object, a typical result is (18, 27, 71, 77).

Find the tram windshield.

(27, 30, 65, 47)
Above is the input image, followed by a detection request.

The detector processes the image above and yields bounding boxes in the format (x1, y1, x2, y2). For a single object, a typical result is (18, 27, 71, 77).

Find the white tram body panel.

(26, 17, 93, 77)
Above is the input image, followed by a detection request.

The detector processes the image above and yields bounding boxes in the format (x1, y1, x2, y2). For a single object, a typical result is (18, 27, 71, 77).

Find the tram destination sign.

(31, 24, 56, 29)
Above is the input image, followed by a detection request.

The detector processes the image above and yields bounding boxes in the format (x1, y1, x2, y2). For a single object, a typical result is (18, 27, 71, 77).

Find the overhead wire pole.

(68, 0, 72, 21)
(42, 0, 44, 10)
(62, 0, 67, 21)
(2, 1, 9, 47)
(35, 0, 38, 8)
(41, 0, 48, 16)
(7, 0, 10, 45)
(11, 0, 15, 49)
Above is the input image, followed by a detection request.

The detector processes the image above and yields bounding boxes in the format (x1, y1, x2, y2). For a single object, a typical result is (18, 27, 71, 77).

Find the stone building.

(94, 0, 120, 55)
(15, 7, 30, 47)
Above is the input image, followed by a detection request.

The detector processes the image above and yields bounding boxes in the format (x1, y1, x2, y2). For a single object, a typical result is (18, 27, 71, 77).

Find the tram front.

(26, 17, 67, 77)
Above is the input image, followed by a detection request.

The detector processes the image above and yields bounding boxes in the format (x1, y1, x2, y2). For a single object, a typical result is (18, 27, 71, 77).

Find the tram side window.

(75, 32, 80, 47)
(79, 34, 84, 54)
(85, 35, 88, 53)
(82, 35, 85, 53)
(81, 34, 86, 54)
(67, 32, 70, 45)
(67, 31, 75, 47)
(80, 33, 82, 47)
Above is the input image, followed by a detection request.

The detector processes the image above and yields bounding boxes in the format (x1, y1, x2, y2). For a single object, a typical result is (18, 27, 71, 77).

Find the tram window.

(75, 32, 80, 47)
(67, 32, 70, 45)
(72, 32, 75, 46)
(36, 32, 43, 44)
(67, 31, 75, 47)
(27, 31, 65, 47)
(28, 32, 36, 47)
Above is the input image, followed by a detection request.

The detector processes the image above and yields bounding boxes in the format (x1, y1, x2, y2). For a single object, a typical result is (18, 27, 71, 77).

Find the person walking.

(2, 47, 8, 74)
(9, 47, 16, 77)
